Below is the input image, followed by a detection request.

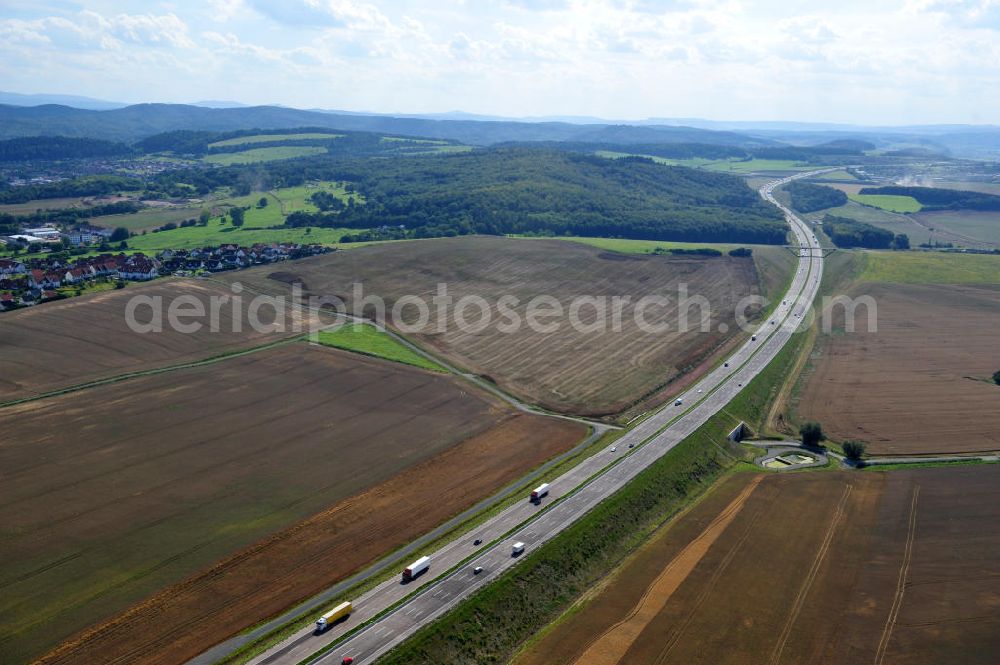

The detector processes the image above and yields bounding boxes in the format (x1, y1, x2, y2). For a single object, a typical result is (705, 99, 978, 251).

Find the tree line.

(0, 175, 142, 204)
(823, 214, 909, 249)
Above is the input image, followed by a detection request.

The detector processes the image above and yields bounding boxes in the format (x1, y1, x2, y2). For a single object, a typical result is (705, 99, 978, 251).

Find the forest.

(786, 181, 848, 212)
(2, 143, 790, 245)
(823, 214, 908, 249)
(0, 136, 133, 162)
(276, 148, 788, 244)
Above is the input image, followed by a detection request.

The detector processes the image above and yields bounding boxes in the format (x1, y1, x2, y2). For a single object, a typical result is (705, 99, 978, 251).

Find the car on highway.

(341, 658, 353, 665)
(473, 566, 483, 575)
(674, 398, 683, 406)
(473, 538, 482, 546)
(610, 446, 617, 453)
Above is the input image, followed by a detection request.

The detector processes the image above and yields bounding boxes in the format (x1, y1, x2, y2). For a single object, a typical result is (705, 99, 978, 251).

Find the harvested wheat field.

(0, 343, 584, 665)
(226, 236, 773, 417)
(515, 466, 1000, 665)
(796, 282, 1000, 455)
(0, 278, 320, 403)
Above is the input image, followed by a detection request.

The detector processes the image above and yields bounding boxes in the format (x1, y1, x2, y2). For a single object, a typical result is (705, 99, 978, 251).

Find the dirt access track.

(0, 344, 584, 665)
(0, 278, 321, 403)
(226, 236, 770, 418)
(797, 282, 1000, 455)
(516, 466, 1000, 665)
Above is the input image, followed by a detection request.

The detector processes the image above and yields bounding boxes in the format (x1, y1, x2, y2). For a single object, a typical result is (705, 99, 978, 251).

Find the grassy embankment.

(377, 314, 810, 665)
(313, 324, 446, 372)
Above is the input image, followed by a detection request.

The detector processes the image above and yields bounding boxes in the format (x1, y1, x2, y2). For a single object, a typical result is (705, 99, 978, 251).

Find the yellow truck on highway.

(315, 601, 352, 633)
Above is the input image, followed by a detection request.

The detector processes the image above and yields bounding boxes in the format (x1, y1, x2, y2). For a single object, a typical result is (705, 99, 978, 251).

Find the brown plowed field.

(515, 466, 1000, 665)
(0, 278, 320, 403)
(225, 236, 769, 417)
(797, 283, 1000, 455)
(0, 344, 584, 665)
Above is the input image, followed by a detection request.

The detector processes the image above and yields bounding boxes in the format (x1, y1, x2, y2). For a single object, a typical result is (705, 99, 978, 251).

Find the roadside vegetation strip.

(0, 335, 303, 409)
(312, 324, 447, 372)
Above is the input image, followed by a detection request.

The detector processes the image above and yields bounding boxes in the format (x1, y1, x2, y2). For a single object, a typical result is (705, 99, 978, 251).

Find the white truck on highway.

(315, 601, 352, 632)
(530, 483, 550, 503)
(512, 542, 525, 556)
(402, 555, 431, 582)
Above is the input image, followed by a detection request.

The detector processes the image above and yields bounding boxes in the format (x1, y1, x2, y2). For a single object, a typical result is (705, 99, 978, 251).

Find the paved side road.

(235, 171, 828, 665)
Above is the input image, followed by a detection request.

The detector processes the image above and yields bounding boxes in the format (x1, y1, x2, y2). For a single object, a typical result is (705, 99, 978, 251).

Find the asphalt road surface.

(244, 171, 828, 665)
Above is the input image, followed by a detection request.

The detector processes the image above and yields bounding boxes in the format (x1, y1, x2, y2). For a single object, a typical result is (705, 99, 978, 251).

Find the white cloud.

(1, 1, 998, 123)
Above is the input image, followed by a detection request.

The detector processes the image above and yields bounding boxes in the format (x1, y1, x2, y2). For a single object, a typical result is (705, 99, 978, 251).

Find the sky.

(0, 0, 998, 125)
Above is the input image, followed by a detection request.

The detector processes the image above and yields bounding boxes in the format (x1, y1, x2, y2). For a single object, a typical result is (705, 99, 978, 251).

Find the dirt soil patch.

(796, 282, 1000, 455)
(516, 466, 1000, 665)
(0, 344, 584, 665)
(225, 236, 770, 418)
(0, 278, 320, 403)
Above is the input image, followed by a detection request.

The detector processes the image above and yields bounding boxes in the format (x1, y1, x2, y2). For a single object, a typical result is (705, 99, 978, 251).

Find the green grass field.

(314, 324, 445, 371)
(208, 133, 343, 148)
(216, 181, 359, 226)
(126, 219, 358, 252)
(860, 250, 1000, 284)
(595, 151, 810, 173)
(90, 206, 203, 231)
(848, 193, 922, 213)
(89, 181, 359, 247)
(203, 146, 328, 165)
(705, 158, 810, 173)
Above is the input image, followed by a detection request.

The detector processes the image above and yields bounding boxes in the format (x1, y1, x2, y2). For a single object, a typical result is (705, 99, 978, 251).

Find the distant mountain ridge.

(0, 102, 775, 147)
(1, 94, 999, 157)
(0, 91, 128, 111)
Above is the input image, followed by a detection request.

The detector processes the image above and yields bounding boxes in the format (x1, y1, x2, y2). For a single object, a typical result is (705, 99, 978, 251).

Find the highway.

(244, 171, 828, 665)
